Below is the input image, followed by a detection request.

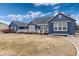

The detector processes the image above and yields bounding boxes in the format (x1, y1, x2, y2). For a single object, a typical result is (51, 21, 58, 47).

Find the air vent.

(59, 15, 62, 19)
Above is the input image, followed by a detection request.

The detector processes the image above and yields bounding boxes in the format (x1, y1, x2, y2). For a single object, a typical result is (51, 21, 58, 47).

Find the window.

(63, 23, 67, 30)
(53, 22, 67, 31)
(45, 26, 48, 30)
(41, 25, 48, 30)
(11, 27, 13, 29)
(40, 25, 48, 33)
(54, 22, 58, 31)
(29, 25, 35, 32)
(19, 27, 24, 29)
(14, 27, 16, 31)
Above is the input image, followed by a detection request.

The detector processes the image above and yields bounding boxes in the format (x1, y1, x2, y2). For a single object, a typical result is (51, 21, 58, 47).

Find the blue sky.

(0, 3, 79, 25)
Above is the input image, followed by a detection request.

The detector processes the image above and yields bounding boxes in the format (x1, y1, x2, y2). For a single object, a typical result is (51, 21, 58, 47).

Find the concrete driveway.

(67, 35, 79, 56)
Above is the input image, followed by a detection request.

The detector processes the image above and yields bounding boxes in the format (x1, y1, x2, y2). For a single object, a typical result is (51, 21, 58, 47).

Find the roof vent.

(59, 15, 62, 19)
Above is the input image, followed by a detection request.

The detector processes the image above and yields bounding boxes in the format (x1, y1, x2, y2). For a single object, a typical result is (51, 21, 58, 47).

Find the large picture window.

(53, 22, 67, 31)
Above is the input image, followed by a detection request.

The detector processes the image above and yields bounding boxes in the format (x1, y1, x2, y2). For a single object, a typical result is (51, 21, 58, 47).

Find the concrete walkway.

(67, 36, 79, 56)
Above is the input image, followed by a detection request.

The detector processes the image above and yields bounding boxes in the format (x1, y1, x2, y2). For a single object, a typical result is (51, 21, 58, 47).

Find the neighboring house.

(0, 22, 8, 33)
(48, 13, 76, 35)
(28, 16, 52, 33)
(9, 21, 28, 33)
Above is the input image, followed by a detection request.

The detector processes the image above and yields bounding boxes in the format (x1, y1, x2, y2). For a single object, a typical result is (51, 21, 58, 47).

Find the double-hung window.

(53, 22, 58, 31)
(53, 22, 67, 31)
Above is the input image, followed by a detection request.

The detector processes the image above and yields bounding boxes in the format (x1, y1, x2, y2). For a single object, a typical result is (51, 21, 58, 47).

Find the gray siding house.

(9, 13, 76, 35)
(9, 21, 28, 32)
(48, 13, 76, 35)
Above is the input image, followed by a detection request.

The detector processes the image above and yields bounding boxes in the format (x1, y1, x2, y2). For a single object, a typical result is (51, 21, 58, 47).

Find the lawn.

(0, 33, 77, 56)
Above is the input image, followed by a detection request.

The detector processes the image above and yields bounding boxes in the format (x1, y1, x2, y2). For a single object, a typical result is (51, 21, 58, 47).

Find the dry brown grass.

(0, 33, 77, 56)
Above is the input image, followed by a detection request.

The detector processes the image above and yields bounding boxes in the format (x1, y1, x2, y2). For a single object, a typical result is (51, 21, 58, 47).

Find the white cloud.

(27, 11, 52, 18)
(0, 16, 5, 18)
(0, 19, 9, 25)
(7, 14, 17, 20)
(71, 14, 79, 24)
(34, 3, 59, 6)
(53, 10, 59, 16)
(0, 11, 78, 25)
(53, 10, 65, 16)
(28, 11, 42, 18)
(7, 14, 30, 21)
(0, 11, 52, 25)
(53, 6, 60, 9)
(7, 11, 47, 21)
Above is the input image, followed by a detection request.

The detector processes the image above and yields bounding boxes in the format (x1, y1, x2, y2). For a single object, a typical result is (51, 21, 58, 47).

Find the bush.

(1, 29, 13, 33)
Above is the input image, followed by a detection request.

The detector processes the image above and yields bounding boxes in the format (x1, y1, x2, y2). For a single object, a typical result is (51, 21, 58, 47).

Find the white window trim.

(53, 22, 68, 31)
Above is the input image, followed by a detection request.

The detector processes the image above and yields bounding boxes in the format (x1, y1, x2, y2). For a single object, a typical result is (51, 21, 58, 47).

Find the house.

(9, 13, 76, 35)
(9, 21, 28, 33)
(48, 13, 76, 35)
(28, 16, 52, 34)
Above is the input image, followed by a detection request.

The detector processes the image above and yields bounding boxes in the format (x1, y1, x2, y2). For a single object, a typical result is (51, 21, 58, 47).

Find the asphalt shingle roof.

(32, 16, 52, 25)
(13, 21, 28, 27)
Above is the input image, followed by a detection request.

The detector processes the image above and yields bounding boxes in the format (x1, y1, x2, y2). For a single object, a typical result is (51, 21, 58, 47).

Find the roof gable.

(28, 21, 36, 25)
(48, 13, 75, 23)
(9, 21, 16, 27)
